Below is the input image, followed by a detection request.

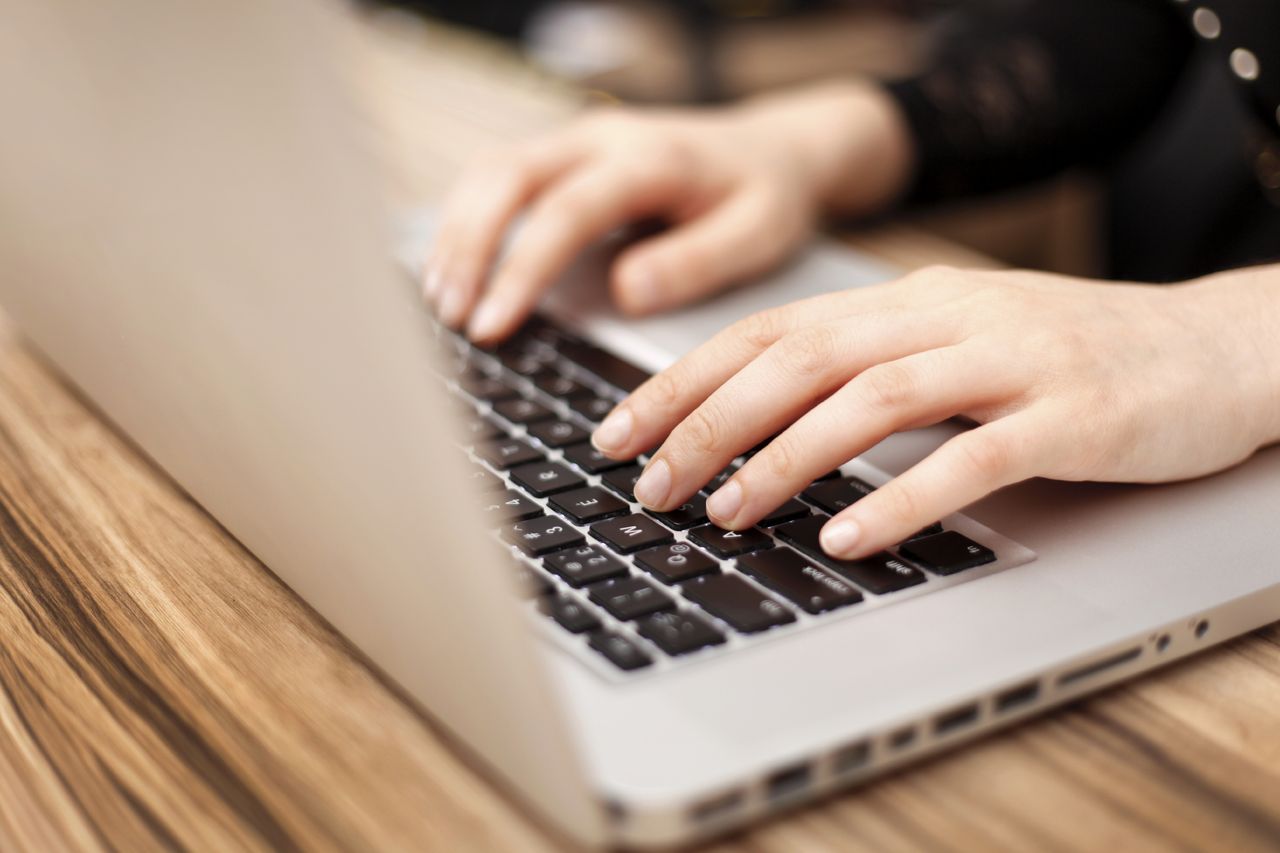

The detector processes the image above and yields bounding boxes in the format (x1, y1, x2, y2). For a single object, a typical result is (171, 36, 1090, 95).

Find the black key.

(548, 486, 629, 524)
(556, 338, 651, 393)
(527, 419, 590, 448)
(636, 610, 725, 656)
(775, 516, 925, 593)
(899, 531, 996, 575)
(509, 461, 586, 497)
(538, 595, 601, 633)
(699, 465, 739, 495)
(682, 574, 795, 634)
(563, 442, 631, 475)
(459, 415, 504, 443)
(481, 490, 543, 523)
(466, 467, 506, 493)
(759, 498, 810, 527)
(545, 545, 628, 587)
(737, 548, 863, 614)
(503, 516, 584, 556)
(801, 477, 875, 515)
(493, 397, 556, 425)
(591, 513, 674, 554)
(512, 563, 553, 598)
(495, 347, 550, 377)
(601, 464, 644, 501)
(634, 541, 718, 584)
(812, 469, 841, 482)
(533, 370, 590, 398)
(587, 629, 652, 671)
(458, 372, 521, 402)
(476, 437, 542, 470)
(588, 575, 675, 620)
(689, 525, 774, 558)
(567, 395, 615, 423)
(647, 495, 709, 530)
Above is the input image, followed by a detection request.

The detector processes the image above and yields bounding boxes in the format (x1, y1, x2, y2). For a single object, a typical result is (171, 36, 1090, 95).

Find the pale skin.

(425, 81, 1280, 560)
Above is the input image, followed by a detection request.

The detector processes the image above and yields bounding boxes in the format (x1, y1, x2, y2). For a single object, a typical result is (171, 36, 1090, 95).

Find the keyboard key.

(533, 370, 590, 398)
(601, 464, 644, 501)
(458, 372, 521, 402)
(588, 576, 675, 620)
(568, 395, 615, 423)
(898, 531, 996, 575)
(591, 513, 674, 554)
(476, 437, 542, 470)
(527, 419, 590, 448)
(775, 516, 927, 594)
(689, 525, 774, 558)
(495, 347, 550, 377)
(562, 442, 631, 475)
(682, 574, 795, 634)
(647, 495, 709, 530)
(481, 490, 543, 523)
(759, 498, 810, 527)
(905, 523, 945, 541)
(545, 545, 628, 587)
(587, 629, 653, 671)
(636, 611, 725, 656)
(554, 338, 650, 393)
(459, 415, 504, 443)
(548, 486, 628, 524)
(699, 465, 739, 495)
(801, 477, 875, 515)
(503, 517, 584, 556)
(538, 595, 601, 633)
(493, 397, 556, 425)
(737, 548, 863, 614)
(634, 542, 718, 584)
(509, 461, 585, 497)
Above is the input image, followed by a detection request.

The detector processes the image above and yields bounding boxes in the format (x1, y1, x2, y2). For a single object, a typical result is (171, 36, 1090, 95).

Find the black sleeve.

(884, 0, 1194, 202)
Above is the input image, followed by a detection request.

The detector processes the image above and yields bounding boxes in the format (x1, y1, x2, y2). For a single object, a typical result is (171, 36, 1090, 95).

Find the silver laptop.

(2, 0, 1278, 847)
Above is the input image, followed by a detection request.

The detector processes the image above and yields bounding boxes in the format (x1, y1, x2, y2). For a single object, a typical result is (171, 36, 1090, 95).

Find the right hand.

(423, 81, 914, 345)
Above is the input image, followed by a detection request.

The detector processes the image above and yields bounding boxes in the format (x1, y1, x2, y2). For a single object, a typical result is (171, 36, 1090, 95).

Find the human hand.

(590, 266, 1280, 559)
(423, 82, 912, 345)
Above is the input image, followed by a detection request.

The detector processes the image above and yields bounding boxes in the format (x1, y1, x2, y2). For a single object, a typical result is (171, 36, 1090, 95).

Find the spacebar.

(556, 338, 651, 394)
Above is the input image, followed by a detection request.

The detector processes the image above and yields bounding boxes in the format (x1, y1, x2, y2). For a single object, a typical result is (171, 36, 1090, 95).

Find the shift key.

(737, 548, 863, 614)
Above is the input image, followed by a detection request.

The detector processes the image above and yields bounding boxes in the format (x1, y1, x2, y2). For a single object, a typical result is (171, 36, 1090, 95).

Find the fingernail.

(468, 299, 506, 343)
(592, 407, 633, 454)
(706, 480, 742, 525)
(438, 286, 468, 329)
(621, 264, 661, 314)
(634, 458, 672, 509)
(821, 519, 861, 557)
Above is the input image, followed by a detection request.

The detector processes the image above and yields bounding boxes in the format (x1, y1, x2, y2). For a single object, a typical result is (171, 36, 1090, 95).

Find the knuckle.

(758, 435, 799, 479)
(857, 362, 918, 411)
(641, 370, 683, 411)
(734, 309, 788, 352)
(677, 406, 725, 457)
(878, 482, 924, 527)
(955, 432, 1014, 482)
(777, 325, 839, 377)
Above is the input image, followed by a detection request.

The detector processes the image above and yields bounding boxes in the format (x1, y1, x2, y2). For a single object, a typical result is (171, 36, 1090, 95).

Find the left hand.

(589, 265, 1280, 559)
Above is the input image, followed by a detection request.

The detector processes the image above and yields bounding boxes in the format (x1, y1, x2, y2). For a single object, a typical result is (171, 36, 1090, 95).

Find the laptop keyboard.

(433, 315, 1034, 677)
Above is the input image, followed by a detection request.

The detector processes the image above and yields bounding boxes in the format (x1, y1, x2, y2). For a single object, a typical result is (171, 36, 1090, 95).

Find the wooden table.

(3, 11, 1279, 851)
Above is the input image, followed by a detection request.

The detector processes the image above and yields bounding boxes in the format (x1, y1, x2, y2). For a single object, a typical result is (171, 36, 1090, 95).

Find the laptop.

(1, 0, 1278, 847)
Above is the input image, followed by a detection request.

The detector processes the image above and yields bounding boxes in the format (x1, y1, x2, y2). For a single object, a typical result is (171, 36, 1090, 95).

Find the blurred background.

(363, 0, 1103, 277)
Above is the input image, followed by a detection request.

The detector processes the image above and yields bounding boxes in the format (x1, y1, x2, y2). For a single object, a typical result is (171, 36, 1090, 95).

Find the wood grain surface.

(0, 11, 1277, 851)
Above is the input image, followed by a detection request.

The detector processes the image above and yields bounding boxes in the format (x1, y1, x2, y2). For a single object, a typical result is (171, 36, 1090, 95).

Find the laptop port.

(832, 741, 871, 776)
(1057, 646, 1141, 688)
(933, 703, 980, 737)
(994, 680, 1040, 714)
(888, 726, 917, 751)
(689, 789, 744, 825)
(765, 763, 812, 801)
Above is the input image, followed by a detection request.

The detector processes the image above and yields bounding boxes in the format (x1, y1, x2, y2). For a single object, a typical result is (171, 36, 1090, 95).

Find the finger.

(608, 187, 808, 316)
(590, 291, 865, 460)
(425, 135, 585, 328)
(819, 414, 1041, 559)
(708, 345, 1018, 528)
(635, 315, 961, 512)
(465, 157, 691, 344)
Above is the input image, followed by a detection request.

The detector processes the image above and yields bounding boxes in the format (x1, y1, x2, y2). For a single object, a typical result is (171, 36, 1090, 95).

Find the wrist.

(732, 80, 915, 218)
